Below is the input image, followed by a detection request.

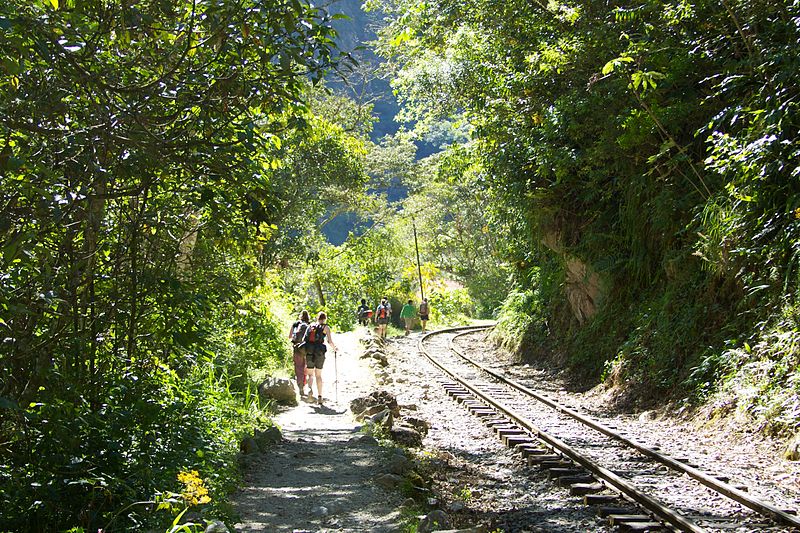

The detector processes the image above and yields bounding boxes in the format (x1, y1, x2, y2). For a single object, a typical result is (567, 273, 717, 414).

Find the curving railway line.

(418, 326, 800, 533)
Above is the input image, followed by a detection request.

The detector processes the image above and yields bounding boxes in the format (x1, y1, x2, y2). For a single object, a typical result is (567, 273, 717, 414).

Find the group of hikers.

(288, 311, 336, 404)
(357, 296, 430, 338)
(288, 297, 431, 403)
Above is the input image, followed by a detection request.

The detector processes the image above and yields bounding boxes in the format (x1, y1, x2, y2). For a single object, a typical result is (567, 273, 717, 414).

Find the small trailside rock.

(204, 520, 230, 533)
(254, 426, 282, 449)
(350, 390, 400, 417)
(240, 437, 259, 455)
(374, 473, 405, 490)
(348, 434, 379, 446)
(370, 408, 394, 430)
(783, 432, 800, 460)
(258, 377, 298, 406)
(390, 424, 424, 447)
(403, 416, 430, 437)
(386, 453, 413, 475)
(418, 510, 452, 533)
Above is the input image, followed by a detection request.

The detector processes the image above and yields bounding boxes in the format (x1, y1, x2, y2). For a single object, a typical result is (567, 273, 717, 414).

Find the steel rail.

(448, 328, 800, 530)
(419, 327, 703, 533)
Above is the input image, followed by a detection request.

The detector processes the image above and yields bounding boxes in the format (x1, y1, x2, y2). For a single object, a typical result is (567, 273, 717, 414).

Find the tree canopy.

(372, 0, 800, 412)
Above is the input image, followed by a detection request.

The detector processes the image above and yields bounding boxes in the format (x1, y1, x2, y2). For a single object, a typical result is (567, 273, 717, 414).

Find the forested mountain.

(320, 0, 407, 245)
(328, 0, 400, 142)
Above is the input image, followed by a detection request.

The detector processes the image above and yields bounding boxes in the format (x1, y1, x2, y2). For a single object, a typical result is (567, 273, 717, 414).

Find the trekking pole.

(334, 349, 339, 403)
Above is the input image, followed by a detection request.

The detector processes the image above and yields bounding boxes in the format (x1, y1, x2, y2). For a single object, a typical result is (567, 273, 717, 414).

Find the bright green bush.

(428, 287, 475, 325)
(491, 289, 544, 355)
(706, 308, 800, 436)
(0, 362, 268, 531)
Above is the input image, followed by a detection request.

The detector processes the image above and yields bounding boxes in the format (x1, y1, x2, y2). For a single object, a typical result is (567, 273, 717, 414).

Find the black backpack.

(291, 321, 308, 345)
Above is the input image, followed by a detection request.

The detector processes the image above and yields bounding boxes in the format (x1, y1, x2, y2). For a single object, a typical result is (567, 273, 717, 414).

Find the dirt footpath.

(232, 330, 404, 532)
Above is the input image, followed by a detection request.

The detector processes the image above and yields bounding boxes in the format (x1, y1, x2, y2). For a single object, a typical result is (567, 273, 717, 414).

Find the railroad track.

(418, 326, 800, 533)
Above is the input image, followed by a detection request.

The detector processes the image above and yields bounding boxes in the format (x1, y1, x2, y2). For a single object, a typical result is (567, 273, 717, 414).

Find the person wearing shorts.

(419, 298, 430, 332)
(399, 299, 415, 336)
(304, 311, 336, 404)
(375, 298, 391, 339)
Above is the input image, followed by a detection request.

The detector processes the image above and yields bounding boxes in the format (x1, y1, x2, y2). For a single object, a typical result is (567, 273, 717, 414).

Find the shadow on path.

(234, 332, 404, 532)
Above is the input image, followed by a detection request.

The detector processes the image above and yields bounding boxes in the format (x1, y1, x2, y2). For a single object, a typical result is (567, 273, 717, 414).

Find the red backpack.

(304, 322, 325, 344)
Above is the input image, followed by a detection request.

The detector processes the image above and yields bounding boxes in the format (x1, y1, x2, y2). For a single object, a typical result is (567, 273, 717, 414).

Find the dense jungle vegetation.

(2, 0, 799, 530)
(0, 0, 483, 530)
(372, 0, 800, 434)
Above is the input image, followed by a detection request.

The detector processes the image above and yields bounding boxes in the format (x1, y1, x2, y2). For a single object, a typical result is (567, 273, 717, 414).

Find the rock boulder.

(258, 377, 297, 406)
(784, 432, 800, 461)
(254, 426, 282, 449)
(418, 510, 452, 533)
(390, 424, 424, 447)
(350, 390, 399, 416)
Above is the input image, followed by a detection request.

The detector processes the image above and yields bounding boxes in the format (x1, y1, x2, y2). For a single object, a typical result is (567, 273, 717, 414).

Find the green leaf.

(171, 506, 189, 528)
(631, 72, 642, 90)
(48, 0, 59, 9)
(602, 56, 633, 75)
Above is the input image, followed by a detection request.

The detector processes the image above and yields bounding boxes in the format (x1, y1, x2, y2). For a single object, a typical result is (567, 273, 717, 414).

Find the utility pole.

(412, 216, 425, 301)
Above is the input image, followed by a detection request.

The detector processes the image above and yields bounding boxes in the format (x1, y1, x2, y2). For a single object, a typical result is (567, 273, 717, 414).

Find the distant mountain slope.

(323, 0, 406, 244)
(328, 0, 401, 142)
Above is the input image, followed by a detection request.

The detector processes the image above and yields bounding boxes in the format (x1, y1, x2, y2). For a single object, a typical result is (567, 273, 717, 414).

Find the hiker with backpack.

(356, 298, 371, 326)
(399, 299, 416, 336)
(303, 311, 337, 404)
(289, 310, 311, 395)
(375, 298, 391, 339)
(419, 297, 430, 332)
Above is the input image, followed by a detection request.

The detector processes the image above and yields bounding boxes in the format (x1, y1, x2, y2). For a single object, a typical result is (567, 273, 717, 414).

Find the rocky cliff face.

(542, 230, 605, 324)
(565, 258, 604, 324)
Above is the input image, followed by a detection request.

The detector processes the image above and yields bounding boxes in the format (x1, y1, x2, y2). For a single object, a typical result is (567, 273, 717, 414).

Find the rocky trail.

(232, 330, 406, 532)
(231, 328, 800, 533)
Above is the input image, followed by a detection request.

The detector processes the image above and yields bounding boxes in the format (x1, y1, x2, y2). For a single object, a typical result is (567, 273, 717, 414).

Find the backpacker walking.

(419, 297, 430, 332)
(356, 298, 371, 326)
(288, 310, 311, 395)
(303, 311, 337, 404)
(399, 299, 416, 336)
(375, 298, 391, 339)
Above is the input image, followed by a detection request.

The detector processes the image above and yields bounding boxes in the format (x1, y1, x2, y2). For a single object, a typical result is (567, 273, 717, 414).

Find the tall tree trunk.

(81, 178, 106, 399)
(314, 276, 326, 307)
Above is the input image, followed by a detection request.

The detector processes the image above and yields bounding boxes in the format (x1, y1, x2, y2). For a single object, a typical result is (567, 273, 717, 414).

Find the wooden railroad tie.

(517, 444, 549, 457)
(596, 506, 637, 518)
(583, 494, 622, 506)
(607, 513, 654, 526)
(504, 435, 534, 447)
(556, 475, 595, 487)
(617, 522, 668, 532)
(570, 482, 605, 496)
(526, 454, 564, 466)
(546, 467, 583, 480)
